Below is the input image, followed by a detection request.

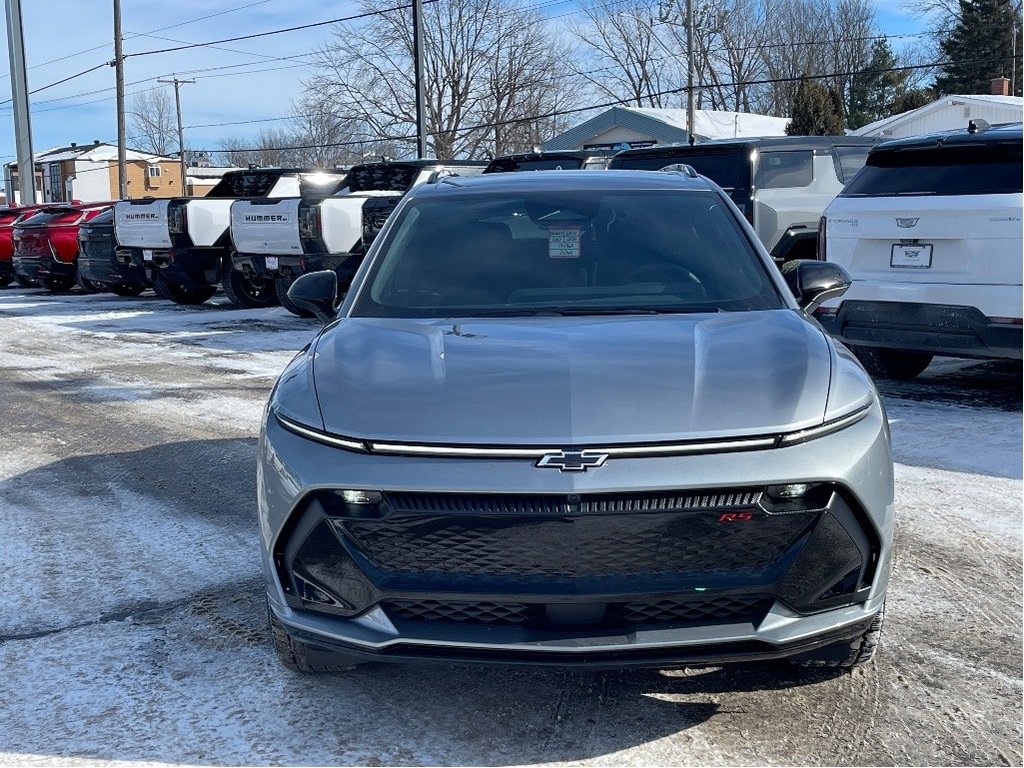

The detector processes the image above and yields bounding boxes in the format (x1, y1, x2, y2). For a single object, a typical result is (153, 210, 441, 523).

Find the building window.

(147, 165, 162, 178)
(48, 164, 62, 201)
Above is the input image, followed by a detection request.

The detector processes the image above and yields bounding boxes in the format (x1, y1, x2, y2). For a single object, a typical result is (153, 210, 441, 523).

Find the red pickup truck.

(11, 202, 113, 292)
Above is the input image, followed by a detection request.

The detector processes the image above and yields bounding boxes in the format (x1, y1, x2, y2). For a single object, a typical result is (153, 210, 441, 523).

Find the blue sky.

(0, 0, 924, 162)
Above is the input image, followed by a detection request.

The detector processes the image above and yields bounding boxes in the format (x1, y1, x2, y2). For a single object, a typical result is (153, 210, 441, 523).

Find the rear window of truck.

(207, 172, 281, 198)
(612, 150, 749, 193)
(841, 142, 1023, 197)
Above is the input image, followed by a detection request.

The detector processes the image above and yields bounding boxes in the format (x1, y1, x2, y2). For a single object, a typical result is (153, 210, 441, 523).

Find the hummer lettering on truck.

(124, 213, 160, 220)
(244, 214, 289, 222)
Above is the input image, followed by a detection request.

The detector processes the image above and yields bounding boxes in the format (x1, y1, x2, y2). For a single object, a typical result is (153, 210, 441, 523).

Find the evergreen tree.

(847, 39, 908, 129)
(935, 0, 1022, 95)
(888, 87, 938, 115)
(786, 76, 847, 135)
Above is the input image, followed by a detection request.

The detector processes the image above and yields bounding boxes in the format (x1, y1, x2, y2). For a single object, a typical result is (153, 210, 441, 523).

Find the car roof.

(227, 167, 346, 175)
(489, 150, 615, 162)
(411, 169, 716, 197)
(613, 135, 880, 157)
(870, 121, 1023, 153)
(348, 159, 488, 171)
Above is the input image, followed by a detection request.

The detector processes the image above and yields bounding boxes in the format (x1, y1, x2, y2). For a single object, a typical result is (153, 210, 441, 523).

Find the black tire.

(0, 272, 12, 288)
(275, 276, 315, 318)
(222, 265, 278, 309)
(791, 603, 885, 669)
(76, 271, 103, 294)
(111, 283, 147, 297)
(15, 273, 38, 288)
(267, 599, 360, 673)
(153, 273, 216, 305)
(852, 346, 933, 380)
(42, 276, 75, 293)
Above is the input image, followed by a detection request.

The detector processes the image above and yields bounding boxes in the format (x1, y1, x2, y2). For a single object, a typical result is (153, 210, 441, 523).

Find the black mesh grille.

(338, 490, 811, 583)
(381, 596, 770, 628)
(384, 600, 541, 624)
(614, 595, 769, 623)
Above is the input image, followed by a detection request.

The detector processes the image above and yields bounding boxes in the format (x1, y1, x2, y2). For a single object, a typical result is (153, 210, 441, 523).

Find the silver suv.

(610, 136, 879, 263)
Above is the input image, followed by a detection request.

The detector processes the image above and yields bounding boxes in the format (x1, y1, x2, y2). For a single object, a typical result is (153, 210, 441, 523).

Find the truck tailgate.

(114, 199, 172, 249)
(230, 199, 302, 255)
(185, 199, 235, 247)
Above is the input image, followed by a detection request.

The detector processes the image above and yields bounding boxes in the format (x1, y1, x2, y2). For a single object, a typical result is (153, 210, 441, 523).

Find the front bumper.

(259, 403, 895, 667)
(819, 300, 1023, 360)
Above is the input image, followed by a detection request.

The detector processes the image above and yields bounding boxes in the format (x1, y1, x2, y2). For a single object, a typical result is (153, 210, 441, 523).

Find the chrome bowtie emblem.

(536, 450, 609, 472)
(896, 217, 919, 228)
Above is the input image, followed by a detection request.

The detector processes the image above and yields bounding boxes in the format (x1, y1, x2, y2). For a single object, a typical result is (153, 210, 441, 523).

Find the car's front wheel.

(222, 266, 278, 309)
(153, 273, 216, 305)
(852, 346, 933, 379)
(267, 599, 361, 673)
(790, 603, 884, 669)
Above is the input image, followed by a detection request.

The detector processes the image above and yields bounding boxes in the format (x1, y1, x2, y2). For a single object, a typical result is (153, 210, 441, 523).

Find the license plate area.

(142, 249, 154, 262)
(890, 243, 932, 269)
(266, 256, 279, 270)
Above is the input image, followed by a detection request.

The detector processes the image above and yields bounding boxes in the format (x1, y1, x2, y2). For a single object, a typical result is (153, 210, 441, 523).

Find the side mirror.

(287, 270, 338, 325)
(782, 260, 851, 313)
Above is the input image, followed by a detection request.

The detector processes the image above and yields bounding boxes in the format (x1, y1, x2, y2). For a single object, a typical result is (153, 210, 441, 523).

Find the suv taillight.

(816, 216, 826, 261)
(298, 205, 320, 240)
(168, 202, 187, 235)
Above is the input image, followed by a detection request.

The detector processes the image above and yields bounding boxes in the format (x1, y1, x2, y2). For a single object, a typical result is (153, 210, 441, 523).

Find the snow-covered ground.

(0, 288, 1020, 766)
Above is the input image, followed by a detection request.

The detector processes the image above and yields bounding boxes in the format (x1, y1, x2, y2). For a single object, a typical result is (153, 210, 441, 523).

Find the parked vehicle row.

(5, 125, 1020, 380)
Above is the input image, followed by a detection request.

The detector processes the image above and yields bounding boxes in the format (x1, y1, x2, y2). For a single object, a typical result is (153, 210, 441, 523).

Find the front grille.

(385, 489, 762, 516)
(384, 599, 541, 625)
(614, 595, 768, 623)
(337, 490, 813, 584)
(381, 595, 770, 628)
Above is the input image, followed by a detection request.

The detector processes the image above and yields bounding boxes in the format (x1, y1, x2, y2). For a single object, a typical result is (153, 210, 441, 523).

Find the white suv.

(816, 122, 1023, 379)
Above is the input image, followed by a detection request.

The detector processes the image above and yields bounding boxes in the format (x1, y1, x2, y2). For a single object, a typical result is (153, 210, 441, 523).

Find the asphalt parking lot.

(0, 287, 1020, 767)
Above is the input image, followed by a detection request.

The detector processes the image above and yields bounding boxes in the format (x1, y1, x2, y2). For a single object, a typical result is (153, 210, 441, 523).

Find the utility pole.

(411, 0, 428, 158)
(158, 76, 195, 194)
(113, 0, 127, 198)
(5, 0, 36, 204)
(685, 0, 695, 145)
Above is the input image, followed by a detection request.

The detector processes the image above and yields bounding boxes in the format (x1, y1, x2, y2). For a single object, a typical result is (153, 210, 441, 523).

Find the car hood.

(313, 310, 833, 445)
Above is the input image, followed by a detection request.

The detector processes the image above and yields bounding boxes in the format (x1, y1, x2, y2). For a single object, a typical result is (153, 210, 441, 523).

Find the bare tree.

(568, 1, 684, 108)
(303, 0, 577, 159)
(128, 88, 176, 156)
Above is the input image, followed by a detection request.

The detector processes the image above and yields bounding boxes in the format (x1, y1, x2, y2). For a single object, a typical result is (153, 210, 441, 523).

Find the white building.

(543, 106, 790, 151)
(853, 95, 1023, 139)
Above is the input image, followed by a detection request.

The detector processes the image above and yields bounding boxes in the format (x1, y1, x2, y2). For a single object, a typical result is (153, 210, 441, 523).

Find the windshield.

(350, 188, 782, 318)
(841, 142, 1023, 197)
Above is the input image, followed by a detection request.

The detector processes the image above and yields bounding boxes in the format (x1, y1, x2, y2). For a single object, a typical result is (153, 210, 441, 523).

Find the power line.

(124, 1, 441, 59)
(189, 54, 1012, 155)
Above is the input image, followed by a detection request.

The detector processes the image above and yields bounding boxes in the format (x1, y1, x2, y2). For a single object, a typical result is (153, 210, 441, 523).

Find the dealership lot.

(0, 287, 1020, 766)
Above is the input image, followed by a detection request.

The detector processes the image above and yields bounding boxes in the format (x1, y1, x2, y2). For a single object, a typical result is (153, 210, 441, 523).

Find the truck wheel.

(15, 273, 38, 288)
(851, 346, 932, 380)
(267, 598, 360, 673)
(275, 276, 314, 318)
(222, 267, 278, 309)
(76, 271, 102, 294)
(791, 604, 884, 670)
(42, 276, 75, 293)
(154, 273, 215, 305)
(111, 283, 146, 297)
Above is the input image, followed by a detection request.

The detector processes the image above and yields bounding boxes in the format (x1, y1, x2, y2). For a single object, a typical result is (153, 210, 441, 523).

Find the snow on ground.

(0, 287, 1020, 766)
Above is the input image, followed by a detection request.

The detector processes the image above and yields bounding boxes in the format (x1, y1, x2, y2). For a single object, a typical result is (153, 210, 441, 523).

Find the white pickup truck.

(113, 168, 347, 306)
(229, 160, 487, 316)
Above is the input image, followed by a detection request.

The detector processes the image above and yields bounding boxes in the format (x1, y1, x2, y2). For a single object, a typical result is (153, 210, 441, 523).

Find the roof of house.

(853, 95, 1024, 137)
(6, 142, 173, 166)
(543, 106, 790, 150)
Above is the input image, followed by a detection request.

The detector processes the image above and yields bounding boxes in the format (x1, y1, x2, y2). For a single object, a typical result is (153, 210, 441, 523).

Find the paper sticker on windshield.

(548, 226, 581, 259)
